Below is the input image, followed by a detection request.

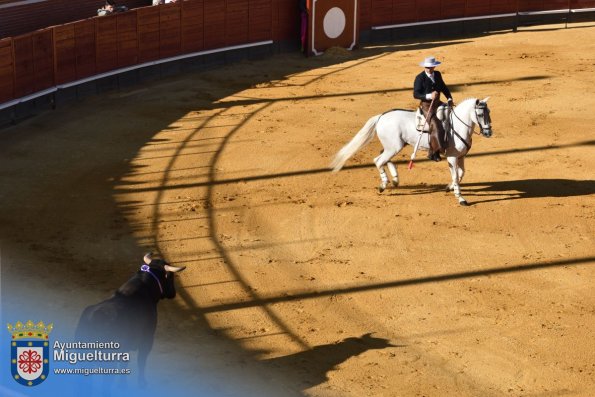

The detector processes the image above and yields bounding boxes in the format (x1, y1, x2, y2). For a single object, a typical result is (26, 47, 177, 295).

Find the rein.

(140, 264, 163, 295)
(448, 103, 487, 151)
(448, 110, 472, 151)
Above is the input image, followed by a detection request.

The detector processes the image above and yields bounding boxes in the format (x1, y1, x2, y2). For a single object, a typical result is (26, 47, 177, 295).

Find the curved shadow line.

(162, 103, 311, 350)
(141, 102, 311, 375)
(148, 109, 225, 251)
(198, 256, 594, 313)
(204, 102, 310, 349)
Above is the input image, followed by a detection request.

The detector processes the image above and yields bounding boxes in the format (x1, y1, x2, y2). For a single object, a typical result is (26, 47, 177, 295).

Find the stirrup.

(427, 150, 441, 161)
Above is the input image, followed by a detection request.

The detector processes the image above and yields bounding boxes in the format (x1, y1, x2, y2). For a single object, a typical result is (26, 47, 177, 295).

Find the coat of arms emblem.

(7, 320, 53, 386)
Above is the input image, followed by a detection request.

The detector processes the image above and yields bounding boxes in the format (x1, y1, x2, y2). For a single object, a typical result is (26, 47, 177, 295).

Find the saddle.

(415, 104, 451, 133)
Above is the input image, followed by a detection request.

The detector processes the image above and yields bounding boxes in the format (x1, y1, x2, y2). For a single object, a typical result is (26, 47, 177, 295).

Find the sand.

(0, 22, 593, 397)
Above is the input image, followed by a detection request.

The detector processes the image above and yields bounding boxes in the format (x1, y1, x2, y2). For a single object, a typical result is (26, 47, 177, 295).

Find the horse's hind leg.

(387, 162, 399, 187)
(447, 157, 468, 206)
(374, 149, 397, 193)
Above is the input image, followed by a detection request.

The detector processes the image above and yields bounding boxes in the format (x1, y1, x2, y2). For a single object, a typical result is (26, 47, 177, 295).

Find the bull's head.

(141, 253, 186, 299)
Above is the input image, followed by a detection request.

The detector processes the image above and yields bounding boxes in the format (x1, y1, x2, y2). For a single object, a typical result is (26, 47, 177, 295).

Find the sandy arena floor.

(1, 22, 594, 397)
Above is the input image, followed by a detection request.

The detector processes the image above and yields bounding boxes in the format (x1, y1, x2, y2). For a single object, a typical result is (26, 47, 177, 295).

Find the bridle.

(140, 264, 164, 295)
(474, 101, 492, 137)
(451, 101, 492, 135)
(448, 100, 492, 150)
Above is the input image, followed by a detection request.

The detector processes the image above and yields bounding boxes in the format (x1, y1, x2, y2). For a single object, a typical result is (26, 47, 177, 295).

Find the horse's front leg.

(446, 156, 466, 190)
(446, 157, 456, 192)
(457, 156, 465, 184)
(447, 157, 468, 206)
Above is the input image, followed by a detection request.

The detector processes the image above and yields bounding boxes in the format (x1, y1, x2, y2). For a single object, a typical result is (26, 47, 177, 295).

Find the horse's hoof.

(378, 185, 386, 193)
(459, 200, 469, 206)
(391, 179, 399, 187)
(445, 185, 452, 192)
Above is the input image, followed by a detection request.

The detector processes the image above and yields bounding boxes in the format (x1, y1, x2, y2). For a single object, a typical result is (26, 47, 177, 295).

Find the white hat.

(419, 57, 441, 67)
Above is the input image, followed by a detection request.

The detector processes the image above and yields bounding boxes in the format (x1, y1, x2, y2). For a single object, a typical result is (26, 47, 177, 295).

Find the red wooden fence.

(0, 0, 593, 107)
(358, 0, 595, 29)
(0, 39, 15, 103)
(0, 0, 149, 39)
(12, 29, 54, 97)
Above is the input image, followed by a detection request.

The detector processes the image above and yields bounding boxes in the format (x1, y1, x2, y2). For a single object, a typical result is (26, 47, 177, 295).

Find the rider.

(413, 56, 454, 161)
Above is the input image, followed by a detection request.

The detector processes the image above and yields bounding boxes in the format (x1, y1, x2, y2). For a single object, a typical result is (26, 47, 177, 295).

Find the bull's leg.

(116, 360, 130, 389)
(100, 371, 116, 397)
(137, 337, 154, 388)
(447, 157, 468, 206)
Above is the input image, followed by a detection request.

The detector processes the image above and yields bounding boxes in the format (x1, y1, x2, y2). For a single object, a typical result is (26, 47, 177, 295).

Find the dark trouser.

(420, 100, 446, 155)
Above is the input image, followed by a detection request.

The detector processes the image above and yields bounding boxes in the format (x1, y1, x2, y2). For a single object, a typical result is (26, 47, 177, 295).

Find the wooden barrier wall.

(0, 38, 15, 103)
(0, 0, 149, 39)
(359, 0, 595, 29)
(1, 0, 594, 106)
(12, 29, 54, 97)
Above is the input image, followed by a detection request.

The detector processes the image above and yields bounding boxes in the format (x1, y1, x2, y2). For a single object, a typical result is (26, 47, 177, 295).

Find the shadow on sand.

(264, 333, 400, 391)
(402, 178, 595, 205)
(1, 26, 591, 396)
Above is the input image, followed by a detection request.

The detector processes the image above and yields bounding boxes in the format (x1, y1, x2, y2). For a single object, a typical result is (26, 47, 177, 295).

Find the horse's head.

(474, 97, 492, 138)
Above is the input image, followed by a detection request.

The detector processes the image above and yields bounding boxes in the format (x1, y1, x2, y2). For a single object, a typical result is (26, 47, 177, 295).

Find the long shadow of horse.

(402, 179, 595, 204)
(263, 333, 400, 391)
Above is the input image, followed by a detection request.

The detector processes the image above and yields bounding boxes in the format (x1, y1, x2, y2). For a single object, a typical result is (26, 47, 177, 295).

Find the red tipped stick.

(408, 97, 435, 171)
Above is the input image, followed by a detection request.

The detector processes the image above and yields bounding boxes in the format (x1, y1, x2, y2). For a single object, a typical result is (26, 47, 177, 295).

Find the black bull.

(75, 253, 185, 386)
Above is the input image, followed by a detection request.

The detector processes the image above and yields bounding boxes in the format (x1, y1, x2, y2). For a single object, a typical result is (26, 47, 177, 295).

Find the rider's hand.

(431, 91, 439, 100)
(447, 98, 454, 107)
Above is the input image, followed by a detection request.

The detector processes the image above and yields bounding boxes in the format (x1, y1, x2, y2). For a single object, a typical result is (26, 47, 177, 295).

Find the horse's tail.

(330, 115, 380, 172)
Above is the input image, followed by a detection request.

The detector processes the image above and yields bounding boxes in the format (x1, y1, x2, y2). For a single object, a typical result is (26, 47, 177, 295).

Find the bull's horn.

(143, 253, 153, 265)
(164, 264, 186, 273)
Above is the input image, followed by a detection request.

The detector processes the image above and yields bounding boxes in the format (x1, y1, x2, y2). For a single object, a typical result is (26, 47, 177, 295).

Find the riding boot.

(427, 150, 441, 162)
(428, 130, 442, 162)
(437, 127, 447, 154)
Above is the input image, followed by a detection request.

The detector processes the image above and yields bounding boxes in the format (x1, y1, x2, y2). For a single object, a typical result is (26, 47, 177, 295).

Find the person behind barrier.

(97, 0, 128, 16)
(97, 0, 115, 16)
(299, 0, 308, 53)
(413, 56, 454, 162)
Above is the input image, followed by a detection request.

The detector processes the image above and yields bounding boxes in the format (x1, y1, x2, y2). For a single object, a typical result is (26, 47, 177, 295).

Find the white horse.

(331, 97, 493, 206)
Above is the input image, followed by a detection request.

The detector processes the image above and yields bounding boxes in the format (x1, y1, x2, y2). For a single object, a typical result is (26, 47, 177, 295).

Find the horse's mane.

(382, 108, 414, 116)
(452, 97, 479, 113)
(458, 97, 477, 106)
